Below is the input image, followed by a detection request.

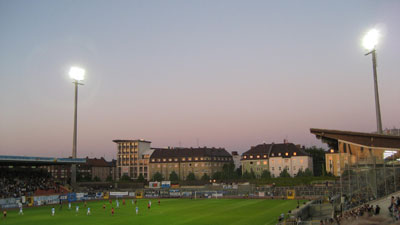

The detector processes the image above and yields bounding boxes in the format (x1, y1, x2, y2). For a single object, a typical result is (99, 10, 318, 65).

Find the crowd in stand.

(0, 168, 59, 198)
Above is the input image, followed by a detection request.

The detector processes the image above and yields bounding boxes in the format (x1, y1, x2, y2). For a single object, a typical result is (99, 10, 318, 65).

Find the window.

(188, 157, 192, 161)
(243, 156, 247, 159)
(279, 167, 281, 171)
(157, 164, 160, 168)
(168, 158, 172, 162)
(293, 152, 297, 156)
(195, 163, 198, 167)
(256, 161, 260, 165)
(250, 155, 253, 159)
(278, 153, 281, 156)
(263, 161, 267, 165)
(151, 159, 155, 162)
(256, 155, 260, 159)
(175, 164, 178, 168)
(285, 152, 289, 156)
(195, 157, 198, 161)
(272, 167, 274, 171)
(163, 158, 167, 162)
(174, 158, 178, 162)
(182, 157, 186, 161)
(157, 159, 160, 162)
(271, 153, 275, 156)
(263, 155, 267, 158)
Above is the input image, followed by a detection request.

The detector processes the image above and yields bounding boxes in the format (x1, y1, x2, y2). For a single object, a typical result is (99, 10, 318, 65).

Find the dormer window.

(285, 152, 289, 156)
(182, 157, 186, 161)
(256, 155, 260, 159)
(163, 158, 167, 162)
(243, 156, 247, 159)
(263, 155, 267, 158)
(293, 152, 297, 156)
(249, 155, 253, 159)
(278, 153, 281, 156)
(271, 153, 275, 156)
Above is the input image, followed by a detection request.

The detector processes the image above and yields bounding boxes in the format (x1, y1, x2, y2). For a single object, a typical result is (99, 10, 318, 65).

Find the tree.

(120, 174, 131, 181)
(186, 172, 196, 181)
(305, 146, 326, 176)
(152, 172, 163, 182)
(296, 169, 304, 177)
(261, 170, 272, 179)
(137, 174, 145, 183)
(169, 171, 179, 182)
(93, 176, 101, 182)
(222, 162, 236, 179)
(236, 166, 242, 178)
(242, 169, 256, 180)
(212, 171, 222, 180)
(201, 173, 210, 181)
(106, 175, 113, 182)
(304, 168, 313, 177)
(279, 168, 291, 178)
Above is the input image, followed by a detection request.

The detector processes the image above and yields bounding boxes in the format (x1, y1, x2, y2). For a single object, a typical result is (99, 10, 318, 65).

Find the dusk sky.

(0, 0, 399, 160)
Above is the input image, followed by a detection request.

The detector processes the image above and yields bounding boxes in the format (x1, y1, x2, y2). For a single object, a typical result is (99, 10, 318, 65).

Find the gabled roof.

(310, 128, 400, 149)
(242, 143, 309, 159)
(150, 147, 232, 159)
(86, 157, 110, 167)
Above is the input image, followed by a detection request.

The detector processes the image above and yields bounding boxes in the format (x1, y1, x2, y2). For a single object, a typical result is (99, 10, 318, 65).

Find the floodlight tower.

(362, 29, 383, 134)
(69, 66, 85, 186)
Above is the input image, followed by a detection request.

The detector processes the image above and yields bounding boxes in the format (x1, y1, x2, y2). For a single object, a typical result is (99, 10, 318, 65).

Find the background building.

(241, 142, 313, 178)
(231, 151, 241, 169)
(113, 139, 154, 181)
(149, 147, 233, 180)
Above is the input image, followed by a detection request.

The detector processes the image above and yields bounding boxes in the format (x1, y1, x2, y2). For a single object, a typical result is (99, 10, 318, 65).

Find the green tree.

(152, 172, 163, 181)
(212, 171, 223, 180)
(242, 169, 256, 180)
(222, 162, 236, 179)
(169, 171, 179, 181)
(93, 176, 101, 182)
(236, 166, 242, 178)
(261, 170, 272, 179)
(279, 168, 291, 178)
(186, 172, 196, 181)
(106, 175, 113, 182)
(304, 168, 313, 177)
(137, 174, 145, 183)
(120, 174, 131, 181)
(296, 168, 304, 177)
(201, 173, 210, 181)
(305, 146, 326, 176)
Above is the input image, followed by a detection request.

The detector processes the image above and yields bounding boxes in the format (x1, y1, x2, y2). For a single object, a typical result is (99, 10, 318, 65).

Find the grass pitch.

(2, 198, 304, 225)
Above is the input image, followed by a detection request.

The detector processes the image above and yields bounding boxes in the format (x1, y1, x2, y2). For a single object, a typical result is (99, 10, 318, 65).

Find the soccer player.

(147, 202, 150, 210)
(158, 199, 160, 205)
(135, 206, 139, 215)
(103, 203, 106, 210)
(19, 206, 23, 215)
(76, 205, 79, 214)
(149, 200, 152, 207)
(109, 199, 112, 204)
(84, 201, 87, 208)
(116, 200, 120, 208)
(87, 207, 91, 215)
(131, 199, 134, 205)
(51, 207, 55, 216)
(68, 202, 71, 210)
(134, 199, 137, 205)
(3, 210, 7, 219)
(111, 207, 114, 216)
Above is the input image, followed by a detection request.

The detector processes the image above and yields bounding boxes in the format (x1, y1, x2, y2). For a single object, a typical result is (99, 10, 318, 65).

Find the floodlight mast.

(363, 29, 382, 134)
(69, 67, 85, 187)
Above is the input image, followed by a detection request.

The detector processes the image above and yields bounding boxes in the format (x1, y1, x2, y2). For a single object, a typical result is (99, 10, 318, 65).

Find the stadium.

(2, 129, 400, 225)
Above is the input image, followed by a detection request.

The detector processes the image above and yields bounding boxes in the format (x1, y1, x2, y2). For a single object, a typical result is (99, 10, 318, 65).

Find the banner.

(161, 181, 171, 188)
(149, 182, 160, 188)
(110, 192, 129, 196)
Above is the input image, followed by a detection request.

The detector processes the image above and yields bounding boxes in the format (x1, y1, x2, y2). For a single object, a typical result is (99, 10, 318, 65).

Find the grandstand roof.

(0, 155, 86, 166)
(310, 128, 400, 149)
(112, 139, 151, 143)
